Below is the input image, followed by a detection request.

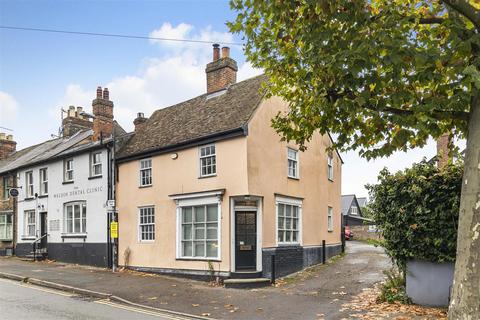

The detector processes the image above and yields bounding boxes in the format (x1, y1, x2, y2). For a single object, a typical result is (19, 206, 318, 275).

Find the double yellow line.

(94, 299, 195, 320)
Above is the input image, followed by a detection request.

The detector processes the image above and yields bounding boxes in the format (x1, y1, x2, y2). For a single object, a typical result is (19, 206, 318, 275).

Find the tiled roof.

(341, 195, 355, 215)
(117, 75, 267, 160)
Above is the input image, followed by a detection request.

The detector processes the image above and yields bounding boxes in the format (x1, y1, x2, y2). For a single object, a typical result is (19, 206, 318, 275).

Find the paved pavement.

(0, 241, 390, 319)
(0, 278, 183, 320)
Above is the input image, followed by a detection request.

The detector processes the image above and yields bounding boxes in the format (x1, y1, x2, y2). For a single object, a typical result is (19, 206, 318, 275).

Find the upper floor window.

(327, 155, 334, 181)
(39, 168, 48, 195)
(199, 144, 216, 177)
(277, 197, 302, 244)
(350, 206, 358, 215)
(64, 201, 86, 234)
(139, 159, 152, 186)
(0, 213, 13, 240)
(90, 152, 102, 177)
(64, 158, 74, 182)
(287, 148, 299, 179)
(2, 176, 9, 200)
(139, 206, 155, 241)
(328, 206, 334, 231)
(25, 171, 34, 198)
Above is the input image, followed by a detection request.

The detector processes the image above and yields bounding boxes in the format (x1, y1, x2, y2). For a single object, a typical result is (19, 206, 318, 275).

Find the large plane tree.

(230, 1, 480, 318)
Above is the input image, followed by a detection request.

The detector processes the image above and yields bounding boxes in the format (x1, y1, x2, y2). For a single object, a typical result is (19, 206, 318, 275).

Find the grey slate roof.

(117, 75, 267, 160)
(357, 197, 368, 208)
(341, 195, 355, 215)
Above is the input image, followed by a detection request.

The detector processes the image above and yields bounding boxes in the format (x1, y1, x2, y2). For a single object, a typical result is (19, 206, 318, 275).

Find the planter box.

(406, 260, 454, 307)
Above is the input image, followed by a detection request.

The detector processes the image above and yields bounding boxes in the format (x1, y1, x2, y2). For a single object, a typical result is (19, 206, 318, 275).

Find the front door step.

(230, 271, 263, 279)
(224, 278, 271, 289)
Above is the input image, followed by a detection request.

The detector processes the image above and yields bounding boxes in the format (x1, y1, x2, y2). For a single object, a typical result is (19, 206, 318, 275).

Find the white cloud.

(0, 91, 19, 125)
(57, 23, 262, 133)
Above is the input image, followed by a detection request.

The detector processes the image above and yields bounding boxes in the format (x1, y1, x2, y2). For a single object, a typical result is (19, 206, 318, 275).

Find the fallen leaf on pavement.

(192, 304, 200, 307)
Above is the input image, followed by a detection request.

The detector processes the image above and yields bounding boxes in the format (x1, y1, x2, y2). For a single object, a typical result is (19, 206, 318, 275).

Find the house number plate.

(239, 245, 252, 251)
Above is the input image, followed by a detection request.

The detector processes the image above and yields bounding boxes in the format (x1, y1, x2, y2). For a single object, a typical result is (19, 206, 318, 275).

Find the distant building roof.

(357, 197, 368, 208)
(341, 194, 355, 215)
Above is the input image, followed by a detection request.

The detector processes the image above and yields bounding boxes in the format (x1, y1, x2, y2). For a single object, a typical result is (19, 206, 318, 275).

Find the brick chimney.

(62, 105, 93, 138)
(133, 112, 147, 132)
(437, 133, 450, 169)
(92, 87, 114, 141)
(205, 44, 238, 93)
(0, 133, 16, 160)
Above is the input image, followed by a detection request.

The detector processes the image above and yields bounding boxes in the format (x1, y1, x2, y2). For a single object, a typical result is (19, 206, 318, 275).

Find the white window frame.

(64, 201, 87, 234)
(327, 155, 334, 181)
(64, 158, 74, 182)
(39, 168, 48, 196)
(25, 171, 34, 198)
(0, 212, 13, 240)
(287, 148, 299, 179)
(90, 152, 102, 177)
(24, 210, 36, 237)
(350, 206, 358, 215)
(275, 196, 302, 245)
(139, 159, 152, 187)
(199, 144, 216, 177)
(138, 206, 155, 242)
(327, 206, 334, 231)
(172, 191, 223, 261)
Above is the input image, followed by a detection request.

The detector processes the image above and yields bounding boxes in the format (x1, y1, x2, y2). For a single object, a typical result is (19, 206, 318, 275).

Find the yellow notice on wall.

(110, 221, 118, 239)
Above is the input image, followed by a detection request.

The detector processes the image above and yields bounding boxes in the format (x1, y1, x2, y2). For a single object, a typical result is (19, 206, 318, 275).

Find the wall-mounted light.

(171, 153, 178, 160)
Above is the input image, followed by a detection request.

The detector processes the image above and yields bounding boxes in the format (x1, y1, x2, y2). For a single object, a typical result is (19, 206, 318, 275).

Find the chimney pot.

(134, 112, 147, 132)
(212, 43, 220, 61)
(221, 46, 230, 58)
(6, 135, 13, 141)
(103, 88, 109, 100)
(0, 133, 5, 140)
(96, 86, 102, 99)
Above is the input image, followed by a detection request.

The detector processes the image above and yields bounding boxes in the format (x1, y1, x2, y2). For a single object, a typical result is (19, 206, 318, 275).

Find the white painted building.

(14, 133, 114, 266)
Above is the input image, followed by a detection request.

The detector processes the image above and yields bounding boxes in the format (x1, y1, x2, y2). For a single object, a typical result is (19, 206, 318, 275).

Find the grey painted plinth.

(406, 260, 454, 307)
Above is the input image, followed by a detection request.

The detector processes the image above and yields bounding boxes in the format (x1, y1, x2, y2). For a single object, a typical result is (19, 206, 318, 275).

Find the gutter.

(116, 126, 247, 164)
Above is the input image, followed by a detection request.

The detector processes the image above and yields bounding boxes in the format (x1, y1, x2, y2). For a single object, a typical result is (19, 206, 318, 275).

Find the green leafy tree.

(229, 1, 480, 318)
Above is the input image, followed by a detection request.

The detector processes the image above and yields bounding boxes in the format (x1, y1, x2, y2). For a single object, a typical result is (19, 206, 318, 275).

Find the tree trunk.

(448, 94, 480, 319)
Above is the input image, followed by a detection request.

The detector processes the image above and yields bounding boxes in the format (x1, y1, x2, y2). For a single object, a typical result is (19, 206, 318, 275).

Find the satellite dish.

(8, 188, 19, 198)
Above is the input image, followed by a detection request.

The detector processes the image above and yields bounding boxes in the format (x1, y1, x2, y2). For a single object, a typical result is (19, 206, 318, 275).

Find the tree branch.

(418, 17, 444, 24)
(326, 89, 469, 122)
(443, 0, 480, 30)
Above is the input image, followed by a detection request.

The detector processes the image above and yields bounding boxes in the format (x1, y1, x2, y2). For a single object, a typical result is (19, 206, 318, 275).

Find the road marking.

(94, 299, 195, 320)
(0, 278, 75, 297)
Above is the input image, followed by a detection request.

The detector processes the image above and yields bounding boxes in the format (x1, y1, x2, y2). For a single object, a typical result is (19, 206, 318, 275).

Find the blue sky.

(0, 0, 446, 198)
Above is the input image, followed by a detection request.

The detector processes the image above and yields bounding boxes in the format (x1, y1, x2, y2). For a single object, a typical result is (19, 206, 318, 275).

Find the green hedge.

(367, 160, 462, 272)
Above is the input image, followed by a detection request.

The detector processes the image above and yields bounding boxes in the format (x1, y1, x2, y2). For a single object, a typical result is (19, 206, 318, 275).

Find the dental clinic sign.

(53, 186, 104, 199)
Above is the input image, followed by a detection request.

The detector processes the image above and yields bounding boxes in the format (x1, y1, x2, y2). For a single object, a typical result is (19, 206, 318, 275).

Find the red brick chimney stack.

(92, 86, 114, 141)
(205, 44, 238, 94)
(213, 43, 220, 61)
(62, 105, 93, 137)
(133, 112, 147, 132)
(0, 133, 16, 160)
(437, 133, 450, 169)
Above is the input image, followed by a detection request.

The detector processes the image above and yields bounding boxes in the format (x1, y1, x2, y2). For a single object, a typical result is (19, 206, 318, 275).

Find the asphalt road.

(0, 278, 189, 320)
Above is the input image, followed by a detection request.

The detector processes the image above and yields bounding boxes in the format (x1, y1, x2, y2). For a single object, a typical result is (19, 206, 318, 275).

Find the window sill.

(277, 243, 301, 247)
(198, 174, 217, 179)
(176, 257, 221, 262)
(328, 230, 334, 233)
(328, 178, 334, 182)
(287, 176, 300, 181)
(61, 233, 87, 239)
(38, 194, 48, 198)
(62, 181, 74, 185)
(21, 236, 36, 240)
(138, 240, 155, 243)
(139, 184, 152, 188)
(24, 197, 35, 201)
(88, 175, 102, 180)
(0, 239, 13, 242)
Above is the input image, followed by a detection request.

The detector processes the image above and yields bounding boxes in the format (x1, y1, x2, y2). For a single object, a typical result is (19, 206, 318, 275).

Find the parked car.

(345, 226, 353, 240)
